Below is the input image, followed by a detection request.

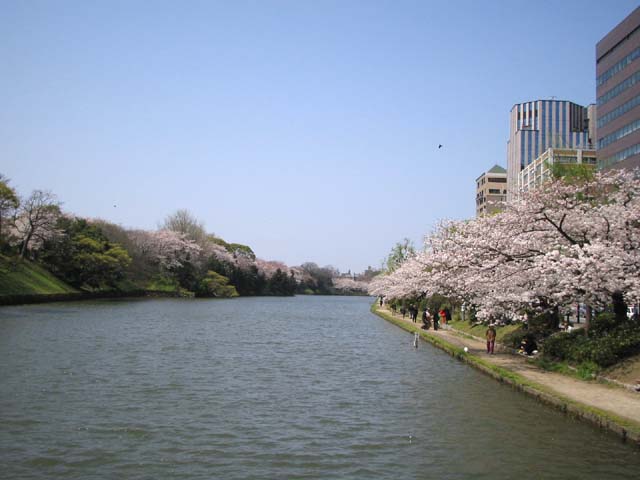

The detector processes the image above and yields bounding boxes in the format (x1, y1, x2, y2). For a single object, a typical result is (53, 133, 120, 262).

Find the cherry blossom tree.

(128, 229, 201, 271)
(370, 169, 640, 328)
(255, 258, 291, 278)
(12, 190, 62, 258)
(332, 277, 369, 294)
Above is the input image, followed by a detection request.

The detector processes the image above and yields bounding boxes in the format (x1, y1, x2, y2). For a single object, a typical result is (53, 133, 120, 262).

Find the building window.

(557, 156, 578, 164)
(598, 118, 640, 149)
(599, 143, 640, 168)
(597, 94, 640, 129)
(597, 46, 640, 87)
(597, 70, 640, 106)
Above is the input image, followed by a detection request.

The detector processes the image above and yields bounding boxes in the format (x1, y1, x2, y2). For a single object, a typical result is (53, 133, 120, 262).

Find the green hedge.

(543, 316, 640, 368)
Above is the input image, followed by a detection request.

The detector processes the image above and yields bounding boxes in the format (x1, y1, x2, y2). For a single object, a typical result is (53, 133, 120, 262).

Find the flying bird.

(438, 144, 443, 149)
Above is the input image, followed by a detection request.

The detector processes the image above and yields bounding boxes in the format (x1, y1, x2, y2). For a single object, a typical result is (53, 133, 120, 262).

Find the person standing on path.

(486, 325, 497, 354)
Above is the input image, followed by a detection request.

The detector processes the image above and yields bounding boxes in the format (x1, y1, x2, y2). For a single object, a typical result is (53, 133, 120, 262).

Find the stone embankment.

(372, 304, 640, 446)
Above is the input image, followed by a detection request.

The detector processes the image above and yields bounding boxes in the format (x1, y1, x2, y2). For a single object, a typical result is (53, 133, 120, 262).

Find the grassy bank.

(448, 318, 520, 343)
(0, 255, 152, 306)
(0, 255, 78, 295)
(371, 303, 640, 445)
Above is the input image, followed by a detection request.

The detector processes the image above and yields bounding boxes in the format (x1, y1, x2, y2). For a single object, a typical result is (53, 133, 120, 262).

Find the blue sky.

(2, 0, 638, 272)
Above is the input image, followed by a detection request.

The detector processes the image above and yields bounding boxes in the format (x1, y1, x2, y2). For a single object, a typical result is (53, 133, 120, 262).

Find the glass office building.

(506, 100, 593, 201)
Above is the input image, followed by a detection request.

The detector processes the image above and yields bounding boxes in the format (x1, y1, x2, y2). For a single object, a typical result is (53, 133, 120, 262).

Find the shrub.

(542, 330, 587, 360)
(502, 327, 527, 349)
(590, 312, 619, 336)
(503, 327, 541, 350)
(542, 318, 640, 368)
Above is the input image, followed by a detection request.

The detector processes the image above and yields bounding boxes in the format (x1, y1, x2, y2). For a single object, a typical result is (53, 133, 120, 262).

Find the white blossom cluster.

(370, 169, 640, 319)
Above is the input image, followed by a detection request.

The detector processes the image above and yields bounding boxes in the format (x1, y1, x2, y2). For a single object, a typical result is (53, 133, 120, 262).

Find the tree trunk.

(612, 291, 627, 323)
(585, 305, 592, 337)
(19, 230, 33, 259)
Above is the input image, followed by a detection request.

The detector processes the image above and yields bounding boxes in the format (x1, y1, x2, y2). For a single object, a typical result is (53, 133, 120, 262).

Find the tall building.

(596, 6, 640, 170)
(476, 165, 507, 217)
(506, 100, 593, 201)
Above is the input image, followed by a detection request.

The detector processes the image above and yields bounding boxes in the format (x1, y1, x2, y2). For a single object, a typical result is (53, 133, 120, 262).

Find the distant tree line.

(0, 175, 377, 297)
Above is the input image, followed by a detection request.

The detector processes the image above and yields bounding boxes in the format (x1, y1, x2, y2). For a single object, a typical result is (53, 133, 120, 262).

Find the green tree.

(549, 161, 595, 182)
(41, 218, 131, 289)
(385, 238, 415, 272)
(265, 268, 296, 296)
(198, 270, 239, 298)
(0, 175, 19, 245)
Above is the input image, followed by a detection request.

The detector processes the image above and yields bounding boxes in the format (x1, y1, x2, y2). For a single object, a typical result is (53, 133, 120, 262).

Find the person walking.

(486, 324, 497, 354)
(439, 309, 447, 327)
(432, 310, 439, 331)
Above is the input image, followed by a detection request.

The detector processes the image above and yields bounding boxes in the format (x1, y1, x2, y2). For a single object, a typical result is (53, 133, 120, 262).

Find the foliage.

(502, 327, 534, 349)
(370, 169, 640, 327)
(332, 277, 369, 295)
(0, 183, 374, 299)
(40, 218, 131, 289)
(264, 268, 297, 296)
(385, 238, 415, 273)
(146, 275, 180, 292)
(161, 209, 207, 244)
(0, 175, 19, 245)
(549, 162, 595, 182)
(298, 262, 335, 295)
(197, 270, 239, 298)
(542, 315, 640, 368)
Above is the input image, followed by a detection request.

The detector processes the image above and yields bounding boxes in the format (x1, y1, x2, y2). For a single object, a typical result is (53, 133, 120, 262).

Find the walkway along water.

(372, 303, 640, 445)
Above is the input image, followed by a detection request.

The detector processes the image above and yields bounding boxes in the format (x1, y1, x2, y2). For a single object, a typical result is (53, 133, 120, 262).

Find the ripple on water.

(2, 296, 640, 480)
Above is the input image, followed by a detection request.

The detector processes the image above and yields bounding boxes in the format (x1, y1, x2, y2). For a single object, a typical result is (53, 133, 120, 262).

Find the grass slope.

(0, 255, 78, 295)
(448, 318, 520, 343)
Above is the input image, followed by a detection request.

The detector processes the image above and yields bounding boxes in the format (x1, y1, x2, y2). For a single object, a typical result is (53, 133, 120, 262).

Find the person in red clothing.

(439, 309, 447, 326)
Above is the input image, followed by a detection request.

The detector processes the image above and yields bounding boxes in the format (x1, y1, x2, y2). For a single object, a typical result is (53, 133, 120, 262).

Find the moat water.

(1, 296, 639, 479)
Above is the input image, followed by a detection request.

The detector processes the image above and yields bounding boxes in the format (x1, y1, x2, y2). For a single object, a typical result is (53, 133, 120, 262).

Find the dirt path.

(380, 307, 640, 426)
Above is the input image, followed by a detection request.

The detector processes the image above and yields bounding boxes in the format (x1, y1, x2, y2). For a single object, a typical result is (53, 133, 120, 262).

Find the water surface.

(1, 296, 639, 479)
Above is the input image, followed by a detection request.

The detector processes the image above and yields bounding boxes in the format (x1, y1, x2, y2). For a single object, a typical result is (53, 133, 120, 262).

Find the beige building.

(476, 165, 507, 216)
(519, 147, 597, 193)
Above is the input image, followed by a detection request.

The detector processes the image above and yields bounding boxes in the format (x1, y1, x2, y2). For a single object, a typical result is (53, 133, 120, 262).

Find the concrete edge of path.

(371, 303, 640, 446)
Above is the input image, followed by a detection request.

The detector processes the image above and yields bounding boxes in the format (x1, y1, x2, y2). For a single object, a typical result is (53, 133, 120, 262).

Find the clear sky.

(2, 0, 638, 272)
